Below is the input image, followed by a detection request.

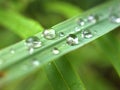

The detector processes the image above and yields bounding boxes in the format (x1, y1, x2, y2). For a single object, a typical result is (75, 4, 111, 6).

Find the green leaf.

(93, 33, 120, 76)
(44, 57, 85, 90)
(44, 62, 69, 90)
(0, 0, 120, 89)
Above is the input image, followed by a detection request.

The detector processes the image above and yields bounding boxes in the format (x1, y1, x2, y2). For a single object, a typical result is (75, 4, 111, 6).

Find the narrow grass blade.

(44, 1, 82, 18)
(93, 33, 120, 76)
(54, 57, 85, 90)
(0, 10, 43, 38)
(44, 62, 69, 90)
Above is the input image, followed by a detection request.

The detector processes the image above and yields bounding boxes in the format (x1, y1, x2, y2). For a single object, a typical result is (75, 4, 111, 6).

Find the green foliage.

(0, 0, 120, 90)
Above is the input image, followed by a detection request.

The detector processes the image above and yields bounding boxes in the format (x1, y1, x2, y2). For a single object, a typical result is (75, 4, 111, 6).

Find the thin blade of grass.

(44, 62, 69, 90)
(0, 10, 43, 38)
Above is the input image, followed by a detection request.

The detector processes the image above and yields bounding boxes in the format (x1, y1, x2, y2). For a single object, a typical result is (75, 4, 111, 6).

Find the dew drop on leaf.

(109, 14, 120, 23)
(10, 48, 15, 54)
(75, 27, 80, 32)
(81, 29, 93, 39)
(77, 18, 85, 26)
(25, 36, 42, 48)
(52, 47, 60, 55)
(43, 29, 56, 39)
(28, 48, 34, 55)
(59, 32, 65, 37)
(32, 59, 40, 66)
(66, 34, 79, 46)
(87, 14, 99, 23)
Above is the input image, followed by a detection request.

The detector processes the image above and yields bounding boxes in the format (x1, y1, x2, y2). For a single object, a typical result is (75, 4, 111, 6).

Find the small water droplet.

(66, 34, 79, 46)
(32, 59, 40, 66)
(52, 47, 60, 55)
(81, 29, 93, 39)
(28, 48, 34, 54)
(87, 14, 99, 23)
(43, 29, 56, 39)
(25, 36, 42, 48)
(77, 18, 85, 26)
(75, 27, 80, 32)
(10, 48, 15, 54)
(59, 32, 65, 37)
(110, 14, 120, 23)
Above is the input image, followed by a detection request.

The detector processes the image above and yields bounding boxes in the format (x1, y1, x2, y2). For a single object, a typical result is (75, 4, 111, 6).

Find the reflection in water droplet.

(59, 32, 65, 37)
(32, 59, 40, 66)
(81, 29, 93, 39)
(77, 18, 85, 26)
(87, 14, 99, 23)
(52, 47, 60, 55)
(66, 34, 79, 46)
(43, 29, 56, 39)
(25, 36, 42, 48)
(10, 48, 15, 54)
(110, 14, 120, 23)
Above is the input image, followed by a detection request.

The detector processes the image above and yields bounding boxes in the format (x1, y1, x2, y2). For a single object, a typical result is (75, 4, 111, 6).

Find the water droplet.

(77, 18, 85, 26)
(10, 48, 15, 54)
(28, 48, 34, 55)
(87, 14, 99, 23)
(59, 32, 65, 37)
(81, 29, 93, 39)
(43, 29, 56, 39)
(52, 47, 60, 55)
(66, 34, 79, 46)
(25, 36, 42, 48)
(32, 59, 40, 66)
(110, 14, 120, 23)
(75, 27, 80, 32)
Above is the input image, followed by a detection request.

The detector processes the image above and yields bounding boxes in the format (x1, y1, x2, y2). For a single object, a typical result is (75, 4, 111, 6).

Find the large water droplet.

(77, 18, 85, 26)
(81, 29, 93, 39)
(87, 14, 99, 23)
(66, 34, 79, 46)
(52, 47, 60, 55)
(110, 14, 120, 23)
(43, 29, 56, 39)
(25, 36, 42, 48)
